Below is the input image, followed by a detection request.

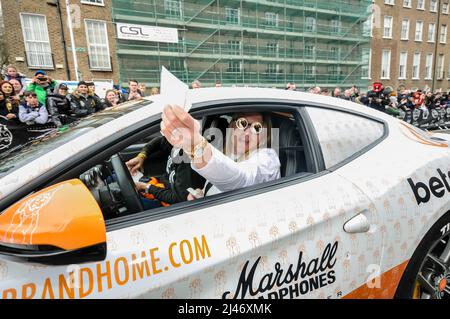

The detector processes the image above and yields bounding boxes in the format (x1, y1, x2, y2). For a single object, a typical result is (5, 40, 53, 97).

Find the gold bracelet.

(186, 137, 208, 159)
(137, 152, 147, 160)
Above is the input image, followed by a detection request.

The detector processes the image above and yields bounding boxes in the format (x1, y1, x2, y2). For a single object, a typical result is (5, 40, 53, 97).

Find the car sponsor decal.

(223, 241, 338, 299)
(0, 124, 12, 151)
(408, 168, 450, 205)
(0, 235, 211, 299)
(399, 122, 448, 147)
(343, 260, 409, 299)
(3, 186, 63, 244)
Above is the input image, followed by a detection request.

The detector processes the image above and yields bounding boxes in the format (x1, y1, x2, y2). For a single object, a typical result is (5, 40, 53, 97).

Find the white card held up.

(132, 170, 144, 184)
(160, 66, 192, 112)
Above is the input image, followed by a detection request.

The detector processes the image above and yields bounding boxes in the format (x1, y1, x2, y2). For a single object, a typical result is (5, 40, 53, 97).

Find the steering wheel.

(110, 154, 144, 214)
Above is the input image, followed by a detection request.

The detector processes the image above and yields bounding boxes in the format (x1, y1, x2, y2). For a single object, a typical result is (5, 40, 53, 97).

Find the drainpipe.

(56, 0, 71, 80)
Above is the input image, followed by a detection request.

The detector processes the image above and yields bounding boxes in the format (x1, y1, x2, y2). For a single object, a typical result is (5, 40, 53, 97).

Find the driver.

(126, 135, 205, 209)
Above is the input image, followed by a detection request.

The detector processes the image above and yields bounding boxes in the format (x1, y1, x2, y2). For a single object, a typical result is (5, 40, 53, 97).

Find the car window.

(306, 107, 385, 169)
(0, 100, 151, 178)
(66, 107, 311, 223)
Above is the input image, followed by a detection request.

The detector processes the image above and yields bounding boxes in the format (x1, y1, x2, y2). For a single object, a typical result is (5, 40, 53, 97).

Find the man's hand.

(6, 113, 16, 120)
(187, 188, 204, 201)
(160, 105, 202, 152)
(126, 156, 144, 176)
(135, 182, 148, 192)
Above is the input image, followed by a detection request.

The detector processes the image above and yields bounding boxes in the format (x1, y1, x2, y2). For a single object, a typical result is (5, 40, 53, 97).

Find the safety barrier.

(397, 106, 450, 130)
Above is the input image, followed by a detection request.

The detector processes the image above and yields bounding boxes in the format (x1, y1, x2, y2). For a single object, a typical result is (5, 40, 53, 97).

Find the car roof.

(186, 87, 395, 122)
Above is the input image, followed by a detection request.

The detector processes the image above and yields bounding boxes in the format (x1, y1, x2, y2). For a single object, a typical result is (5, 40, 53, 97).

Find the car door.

(304, 105, 388, 298)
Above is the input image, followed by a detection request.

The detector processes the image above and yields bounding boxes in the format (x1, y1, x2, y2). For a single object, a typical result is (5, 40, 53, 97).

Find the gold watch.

(187, 137, 208, 159)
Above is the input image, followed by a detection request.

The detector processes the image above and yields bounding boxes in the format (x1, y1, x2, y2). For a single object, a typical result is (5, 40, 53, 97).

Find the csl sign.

(116, 23, 179, 43)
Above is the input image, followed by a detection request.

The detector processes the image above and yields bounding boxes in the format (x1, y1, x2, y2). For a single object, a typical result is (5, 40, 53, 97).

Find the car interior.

(77, 110, 308, 220)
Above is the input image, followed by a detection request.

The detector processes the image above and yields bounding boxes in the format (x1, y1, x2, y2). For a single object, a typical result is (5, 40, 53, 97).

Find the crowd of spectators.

(290, 81, 450, 117)
(2, 63, 450, 155)
(0, 65, 161, 155)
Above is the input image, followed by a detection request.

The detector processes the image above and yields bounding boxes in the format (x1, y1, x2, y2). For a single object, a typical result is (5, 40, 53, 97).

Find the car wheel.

(395, 211, 450, 299)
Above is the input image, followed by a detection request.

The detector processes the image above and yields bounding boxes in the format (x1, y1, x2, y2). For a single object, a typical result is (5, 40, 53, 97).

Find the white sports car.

(0, 88, 449, 299)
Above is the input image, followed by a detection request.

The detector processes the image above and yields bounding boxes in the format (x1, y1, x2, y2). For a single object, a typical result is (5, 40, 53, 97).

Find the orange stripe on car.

(343, 260, 409, 299)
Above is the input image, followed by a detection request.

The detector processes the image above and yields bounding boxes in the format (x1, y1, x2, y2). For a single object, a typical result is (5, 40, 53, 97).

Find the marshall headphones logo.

(0, 124, 13, 150)
(223, 242, 338, 299)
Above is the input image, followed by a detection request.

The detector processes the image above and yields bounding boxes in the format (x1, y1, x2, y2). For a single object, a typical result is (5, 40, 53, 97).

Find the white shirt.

(192, 146, 281, 194)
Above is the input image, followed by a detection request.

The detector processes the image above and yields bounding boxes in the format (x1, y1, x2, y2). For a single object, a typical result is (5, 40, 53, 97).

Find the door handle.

(343, 210, 371, 234)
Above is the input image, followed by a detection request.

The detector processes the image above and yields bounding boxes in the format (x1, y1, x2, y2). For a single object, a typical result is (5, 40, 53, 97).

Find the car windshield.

(0, 99, 152, 178)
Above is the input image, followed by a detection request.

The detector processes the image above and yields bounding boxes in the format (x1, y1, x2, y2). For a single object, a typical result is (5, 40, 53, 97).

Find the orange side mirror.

(0, 179, 106, 263)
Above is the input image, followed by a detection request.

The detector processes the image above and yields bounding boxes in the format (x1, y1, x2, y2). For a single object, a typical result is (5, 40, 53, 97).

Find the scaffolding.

(112, 0, 372, 89)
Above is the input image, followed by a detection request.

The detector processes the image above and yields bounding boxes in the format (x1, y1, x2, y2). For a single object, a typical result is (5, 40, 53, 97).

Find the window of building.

(383, 16, 393, 38)
(361, 48, 371, 79)
(305, 45, 316, 59)
(443, 3, 449, 13)
(425, 53, 433, 79)
(385, 0, 395, 4)
(401, 19, 410, 40)
(430, 0, 438, 11)
(305, 65, 316, 76)
(267, 42, 279, 57)
(85, 20, 111, 70)
(381, 49, 391, 79)
(428, 23, 436, 42)
(329, 65, 338, 76)
(399, 52, 408, 79)
(20, 13, 53, 69)
(265, 12, 278, 27)
(440, 25, 448, 43)
(267, 63, 281, 74)
(363, 16, 372, 37)
(226, 7, 240, 24)
(81, 0, 104, 5)
(168, 58, 184, 71)
(164, 0, 182, 19)
(228, 40, 241, 55)
(415, 21, 423, 41)
(437, 54, 445, 79)
(227, 60, 241, 72)
(330, 46, 340, 59)
(412, 52, 421, 79)
(331, 20, 341, 34)
(417, 0, 425, 9)
(403, 0, 412, 7)
(305, 17, 316, 32)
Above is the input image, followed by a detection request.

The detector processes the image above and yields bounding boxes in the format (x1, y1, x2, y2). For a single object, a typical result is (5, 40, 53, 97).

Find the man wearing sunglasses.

(160, 107, 280, 198)
(25, 70, 58, 105)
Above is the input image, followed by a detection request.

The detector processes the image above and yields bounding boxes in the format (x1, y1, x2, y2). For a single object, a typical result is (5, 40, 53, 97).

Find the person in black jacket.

(67, 81, 103, 118)
(86, 81, 105, 111)
(46, 83, 74, 127)
(127, 136, 206, 208)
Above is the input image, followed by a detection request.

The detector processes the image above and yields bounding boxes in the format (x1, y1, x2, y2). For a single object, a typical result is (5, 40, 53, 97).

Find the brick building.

(0, 0, 119, 83)
(369, 0, 450, 92)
